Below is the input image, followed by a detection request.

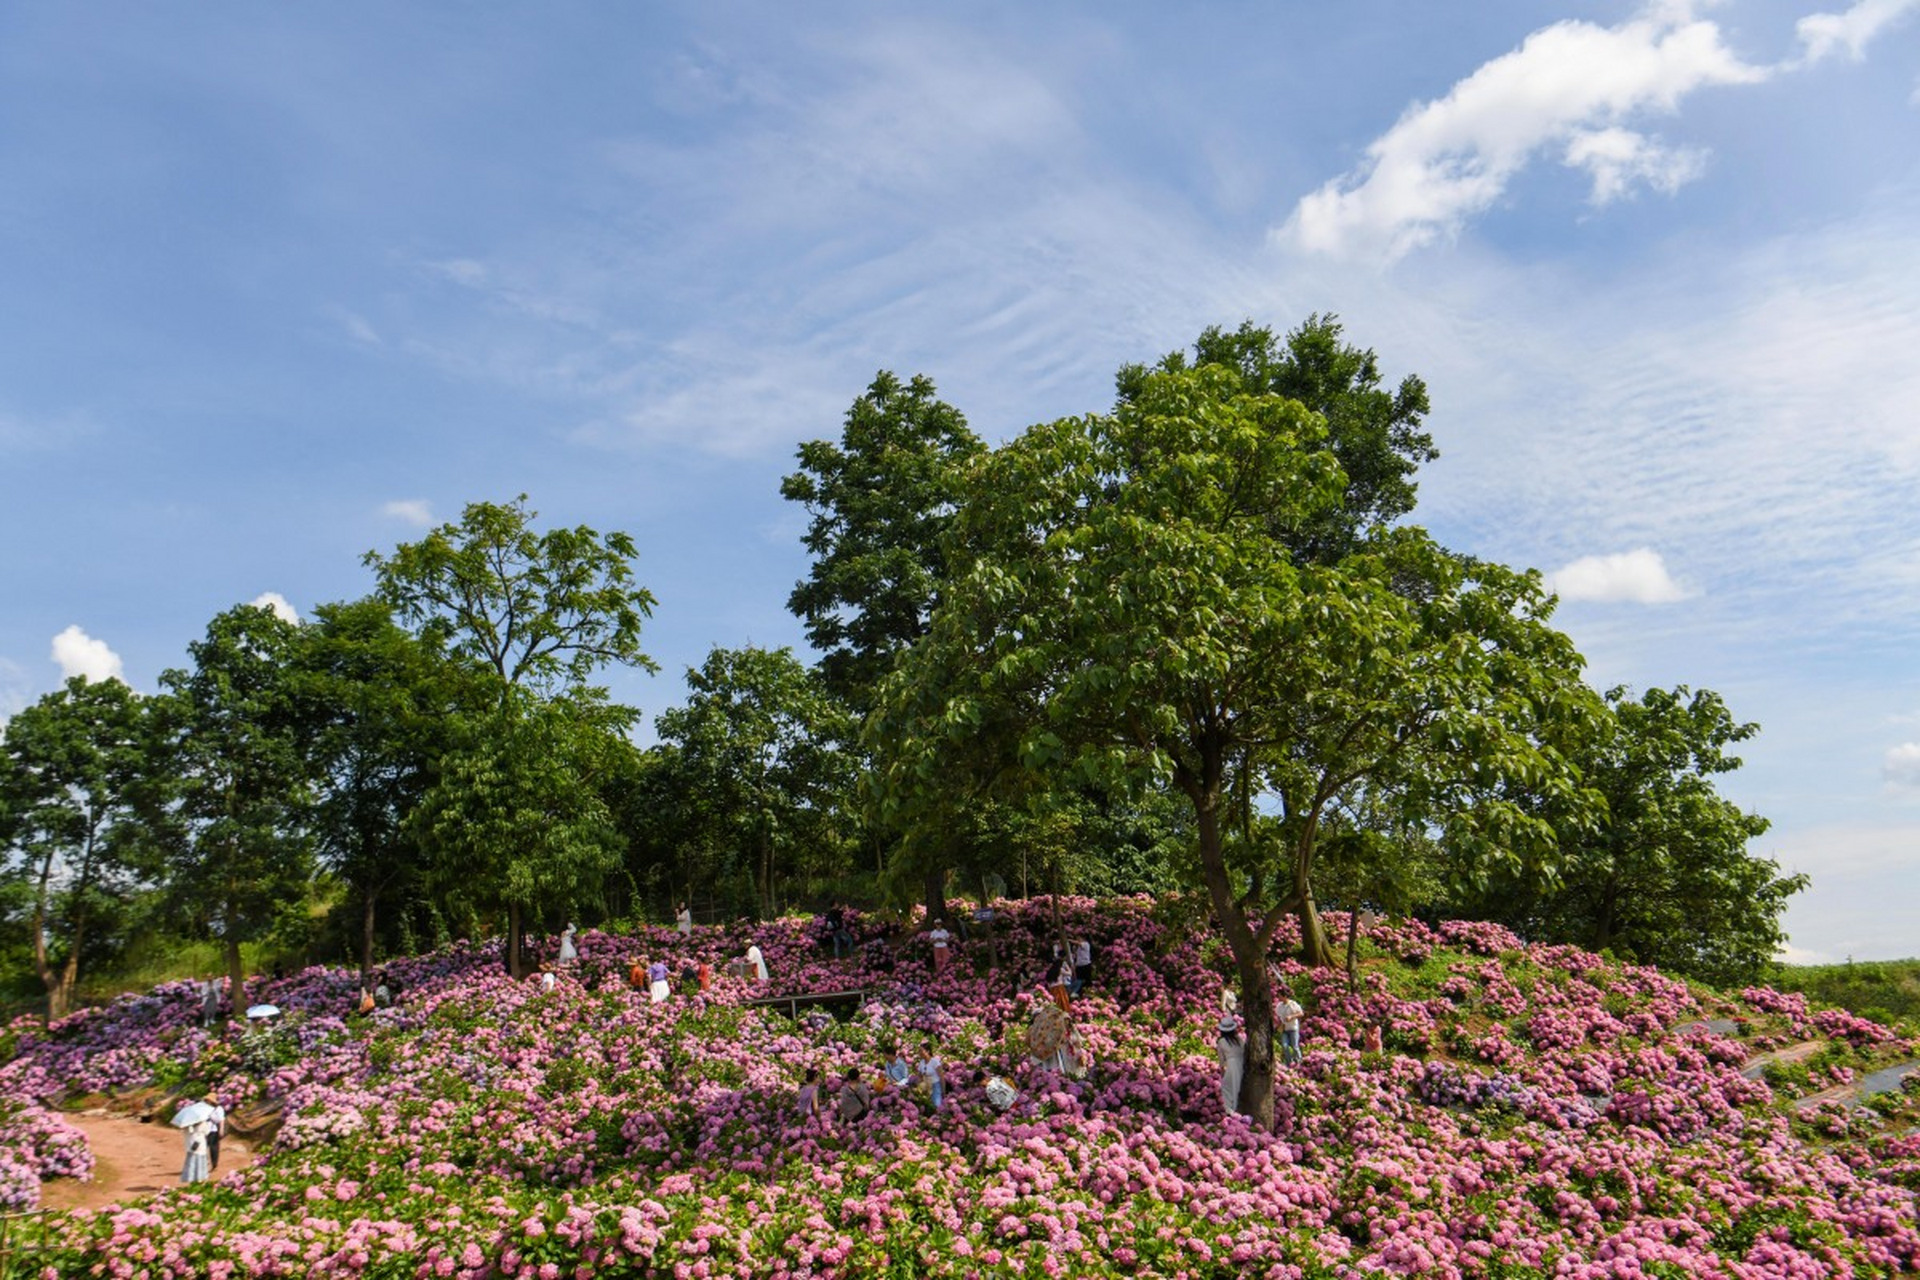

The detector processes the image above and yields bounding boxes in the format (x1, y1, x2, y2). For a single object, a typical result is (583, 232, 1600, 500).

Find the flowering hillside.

(4, 899, 1918, 1278)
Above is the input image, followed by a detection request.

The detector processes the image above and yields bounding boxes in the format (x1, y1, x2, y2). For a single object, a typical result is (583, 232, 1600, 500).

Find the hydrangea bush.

(2, 897, 1917, 1277)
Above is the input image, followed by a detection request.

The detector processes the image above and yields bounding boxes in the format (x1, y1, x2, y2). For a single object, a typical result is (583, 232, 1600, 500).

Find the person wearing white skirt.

(1216, 1015, 1245, 1114)
(647, 959, 671, 1003)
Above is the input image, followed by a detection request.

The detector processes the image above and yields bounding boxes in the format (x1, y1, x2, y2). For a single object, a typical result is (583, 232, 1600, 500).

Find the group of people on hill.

(795, 1040, 1025, 1124)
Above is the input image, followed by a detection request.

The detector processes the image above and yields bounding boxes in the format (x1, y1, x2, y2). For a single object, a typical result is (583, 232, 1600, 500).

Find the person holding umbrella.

(173, 1101, 214, 1183)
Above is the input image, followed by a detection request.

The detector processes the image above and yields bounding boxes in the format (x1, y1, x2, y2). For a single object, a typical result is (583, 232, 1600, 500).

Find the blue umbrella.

(171, 1101, 213, 1128)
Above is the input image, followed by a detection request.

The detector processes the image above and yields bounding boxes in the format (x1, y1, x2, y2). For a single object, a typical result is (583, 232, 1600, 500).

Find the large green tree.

(782, 372, 987, 918)
(296, 598, 477, 984)
(155, 605, 320, 998)
(873, 363, 1597, 1126)
(1450, 685, 1800, 986)
(366, 497, 656, 975)
(654, 646, 854, 918)
(406, 689, 634, 975)
(0, 676, 158, 1019)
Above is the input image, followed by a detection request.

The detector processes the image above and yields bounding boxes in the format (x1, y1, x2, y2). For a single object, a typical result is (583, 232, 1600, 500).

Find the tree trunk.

(30, 856, 57, 1022)
(923, 864, 947, 922)
(508, 901, 525, 980)
(52, 946, 80, 1023)
(1346, 904, 1361, 991)
(1188, 779, 1277, 1130)
(1592, 877, 1619, 953)
(1292, 852, 1335, 968)
(224, 931, 245, 1010)
(360, 887, 377, 987)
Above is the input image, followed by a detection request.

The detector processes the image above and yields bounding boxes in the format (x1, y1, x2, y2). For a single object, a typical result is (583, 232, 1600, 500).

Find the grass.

(1770, 957, 1920, 1029)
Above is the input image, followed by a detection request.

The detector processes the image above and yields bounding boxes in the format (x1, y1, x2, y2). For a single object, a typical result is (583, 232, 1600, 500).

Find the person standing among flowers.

(745, 942, 770, 982)
(205, 1098, 226, 1171)
(920, 1043, 945, 1109)
(1275, 984, 1304, 1066)
(676, 901, 692, 936)
(648, 958, 671, 1003)
(1046, 949, 1074, 1010)
(928, 921, 952, 973)
(1071, 936, 1093, 996)
(181, 1120, 211, 1184)
(1216, 1016, 1245, 1112)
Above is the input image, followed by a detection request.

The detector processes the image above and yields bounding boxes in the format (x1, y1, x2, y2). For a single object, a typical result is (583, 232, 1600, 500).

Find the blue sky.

(3, 1, 1916, 960)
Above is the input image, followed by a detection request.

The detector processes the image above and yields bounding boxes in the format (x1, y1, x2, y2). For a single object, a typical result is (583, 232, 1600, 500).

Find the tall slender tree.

(296, 598, 477, 984)
(155, 604, 319, 998)
(365, 497, 655, 975)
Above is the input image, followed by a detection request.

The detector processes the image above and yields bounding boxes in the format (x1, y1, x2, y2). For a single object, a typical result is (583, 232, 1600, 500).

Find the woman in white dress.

(1216, 1015, 1245, 1114)
(181, 1121, 211, 1184)
(745, 943, 769, 982)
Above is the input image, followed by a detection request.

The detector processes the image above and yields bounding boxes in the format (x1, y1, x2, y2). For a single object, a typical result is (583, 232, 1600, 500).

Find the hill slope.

(3, 899, 1917, 1278)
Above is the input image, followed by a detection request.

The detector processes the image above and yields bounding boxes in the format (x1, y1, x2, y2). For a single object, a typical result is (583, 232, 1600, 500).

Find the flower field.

(4, 899, 1918, 1278)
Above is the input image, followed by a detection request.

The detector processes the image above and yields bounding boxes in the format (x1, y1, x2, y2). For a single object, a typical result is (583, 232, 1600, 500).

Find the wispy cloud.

(382, 499, 434, 527)
(1796, 0, 1920, 64)
(1396, 194, 1920, 671)
(1277, 2, 1765, 263)
(0, 655, 28, 725)
(1546, 549, 1689, 603)
(50, 625, 124, 683)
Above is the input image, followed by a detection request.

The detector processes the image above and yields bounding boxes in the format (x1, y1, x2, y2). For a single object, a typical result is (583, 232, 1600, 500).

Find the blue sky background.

(3, 1, 1916, 960)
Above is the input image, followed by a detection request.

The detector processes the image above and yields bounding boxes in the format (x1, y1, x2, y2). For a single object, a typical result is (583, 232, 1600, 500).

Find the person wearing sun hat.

(1216, 1014, 1245, 1113)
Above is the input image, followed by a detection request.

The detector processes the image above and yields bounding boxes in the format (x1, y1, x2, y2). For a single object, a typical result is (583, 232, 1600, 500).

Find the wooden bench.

(744, 989, 869, 1021)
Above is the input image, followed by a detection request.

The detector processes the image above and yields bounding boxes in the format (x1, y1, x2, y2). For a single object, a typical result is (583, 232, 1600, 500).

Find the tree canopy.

(1449, 684, 1800, 986)
(0, 675, 157, 1018)
(365, 494, 657, 694)
(782, 372, 986, 714)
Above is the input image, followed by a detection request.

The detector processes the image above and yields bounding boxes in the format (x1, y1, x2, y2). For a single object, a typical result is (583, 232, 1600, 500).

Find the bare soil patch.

(39, 1110, 260, 1214)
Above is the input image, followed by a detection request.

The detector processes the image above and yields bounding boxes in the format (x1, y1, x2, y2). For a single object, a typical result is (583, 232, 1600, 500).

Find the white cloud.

(1776, 942, 1835, 965)
(382, 498, 434, 527)
(1277, 2, 1766, 263)
(1797, 0, 1920, 64)
(50, 625, 124, 683)
(1886, 742, 1920, 790)
(250, 592, 300, 624)
(1562, 127, 1707, 204)
(1545, 548, 1690, 603)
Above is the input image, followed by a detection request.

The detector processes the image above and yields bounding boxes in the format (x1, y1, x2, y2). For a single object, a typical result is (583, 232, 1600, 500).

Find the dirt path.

(40, 1111, 260, 1214)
